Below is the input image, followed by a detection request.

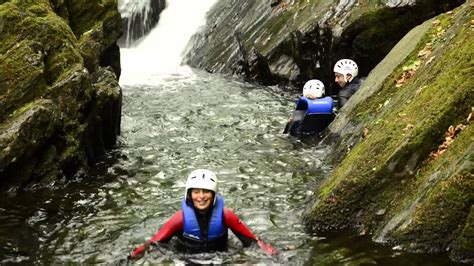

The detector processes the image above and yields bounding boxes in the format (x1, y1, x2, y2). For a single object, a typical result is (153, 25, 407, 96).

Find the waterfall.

(119, 0, 218, 85)
(117, 0, 166, 48)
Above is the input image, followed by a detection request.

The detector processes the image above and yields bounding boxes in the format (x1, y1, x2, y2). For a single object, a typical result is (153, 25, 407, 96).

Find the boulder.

(183, 0, 464, 94)
(0, 0, 123, 189)
(304, 3, 473, 263)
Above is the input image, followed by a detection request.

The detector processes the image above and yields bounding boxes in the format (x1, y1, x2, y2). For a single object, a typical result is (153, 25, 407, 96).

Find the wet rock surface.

(183, 0, 464, 94)
(0, 0, 123, 189)
(117, 0, 166, 47)
(304, 3, 473, 263)
(184, 0, 471, 262)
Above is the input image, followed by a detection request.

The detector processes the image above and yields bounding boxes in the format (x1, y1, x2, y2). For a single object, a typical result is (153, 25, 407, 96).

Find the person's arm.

(128, 210, 183, 260)
(223, 208, 278, 255)
(338, 89, 350, 108)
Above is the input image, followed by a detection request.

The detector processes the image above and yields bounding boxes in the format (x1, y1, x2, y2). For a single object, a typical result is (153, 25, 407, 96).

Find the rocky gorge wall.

(183, 0, 464, 94)
(184, 0, 472, 263)
(0, 0, 123, 189)
(117, 0, 166, 47)
(305, 2, 473, 263)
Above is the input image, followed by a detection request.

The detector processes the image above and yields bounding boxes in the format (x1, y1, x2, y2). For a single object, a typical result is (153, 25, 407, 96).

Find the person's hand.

(257, 239, 278, 256)
(287, 114, 293, 122)
(128, 241, 153, 261)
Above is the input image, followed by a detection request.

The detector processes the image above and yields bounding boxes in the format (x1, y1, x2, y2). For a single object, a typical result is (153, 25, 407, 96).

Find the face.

(191, 188, 214, 213)
(335, 73, 350, 88)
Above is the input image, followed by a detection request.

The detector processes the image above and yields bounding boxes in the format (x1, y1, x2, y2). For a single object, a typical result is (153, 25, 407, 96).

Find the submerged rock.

(0, 0, 122, 189)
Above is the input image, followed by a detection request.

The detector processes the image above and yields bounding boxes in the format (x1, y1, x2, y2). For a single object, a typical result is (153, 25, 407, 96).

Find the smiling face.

(335, 73, 351, 88)
(190, 188, 214, 213)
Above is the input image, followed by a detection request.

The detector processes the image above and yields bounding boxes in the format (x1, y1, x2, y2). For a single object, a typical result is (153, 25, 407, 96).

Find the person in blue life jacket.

(283, 79, 335, 137)
(333, 59, 364, 109)
(128, 169, 278, 261)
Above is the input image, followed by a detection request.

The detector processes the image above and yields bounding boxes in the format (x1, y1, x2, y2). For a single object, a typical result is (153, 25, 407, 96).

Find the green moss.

(64, 0, 118, 37)
(0, 40, 48, 121)
(451, 206, 474, 262)
(1, 0, 121, 184)
(0, 1, 82, 85)
(0, 2, 23, 54)
(306, 2, 473, 241)
(58, 120, 84, 160)
(8, 101, 36, 120)
(391, 124, 474, 250)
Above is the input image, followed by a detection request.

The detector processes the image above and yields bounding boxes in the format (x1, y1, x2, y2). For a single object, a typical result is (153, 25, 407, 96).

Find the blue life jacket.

(295, 96, 333, 114)
(287, 96, 335, 136)
(182, 194, 226, 242)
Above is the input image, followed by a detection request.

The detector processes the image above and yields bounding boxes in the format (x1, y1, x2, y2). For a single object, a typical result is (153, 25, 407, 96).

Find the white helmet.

(303, 79, 325, 99)
(184, 169, 218, 204)
(333, 59, 358, 82)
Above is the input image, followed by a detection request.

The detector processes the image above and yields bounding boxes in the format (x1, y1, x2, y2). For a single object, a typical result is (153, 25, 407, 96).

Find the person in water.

(333, 59, 364, 108)
(284, 79, 335, 136)
(128, 169, 278, 260)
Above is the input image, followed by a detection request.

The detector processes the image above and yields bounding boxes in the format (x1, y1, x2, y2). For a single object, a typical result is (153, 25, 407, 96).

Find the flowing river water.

(0, 67, 460, 265)
(0, 1, 463, 265)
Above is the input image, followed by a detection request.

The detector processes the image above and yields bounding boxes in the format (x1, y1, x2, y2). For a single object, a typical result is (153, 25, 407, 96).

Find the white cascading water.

(119, 0, 218, 86)
(118, 0, 154, 47)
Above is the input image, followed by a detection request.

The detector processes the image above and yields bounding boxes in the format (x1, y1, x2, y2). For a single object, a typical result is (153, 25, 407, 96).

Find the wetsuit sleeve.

(129, 210, 183, 260)
(338, 79, 363, 108)
(338, 89, 350, 108)
(223, 208, 278, 255)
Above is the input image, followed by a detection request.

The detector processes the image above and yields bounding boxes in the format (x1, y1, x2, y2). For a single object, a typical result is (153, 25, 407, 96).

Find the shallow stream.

(0, 68, 461, 265)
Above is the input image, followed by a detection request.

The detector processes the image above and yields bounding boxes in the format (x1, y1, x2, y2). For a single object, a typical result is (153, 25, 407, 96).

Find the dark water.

(0, 68, 462, 265)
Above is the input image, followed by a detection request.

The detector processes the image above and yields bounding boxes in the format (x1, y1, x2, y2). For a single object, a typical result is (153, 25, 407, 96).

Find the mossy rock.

(0, 99, 59, 172)
(451, 206, 474, 263)
(83, 66, 122, 162)
(0, 0, 122, 187)
(183, 0, 464, 87)
(0, 40, 47, 122)
(64, 0, 122, 74)
(304, 2, 473, 262)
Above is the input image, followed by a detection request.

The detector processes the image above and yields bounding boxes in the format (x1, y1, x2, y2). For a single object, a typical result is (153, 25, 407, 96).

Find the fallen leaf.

(425, 56, 436, 65)
(467, 107, 473, 123)
(415, 86, 426, 97)
(418, 43, 433, 58)
(428, 116, 469, 162)
(403, 124, 414, 132)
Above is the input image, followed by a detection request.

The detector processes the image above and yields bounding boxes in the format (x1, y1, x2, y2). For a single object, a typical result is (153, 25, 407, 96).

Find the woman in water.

(128, 169, 277, 260)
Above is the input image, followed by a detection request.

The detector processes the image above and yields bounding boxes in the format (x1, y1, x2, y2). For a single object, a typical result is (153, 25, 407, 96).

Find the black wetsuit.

(338, 77, 364, 108)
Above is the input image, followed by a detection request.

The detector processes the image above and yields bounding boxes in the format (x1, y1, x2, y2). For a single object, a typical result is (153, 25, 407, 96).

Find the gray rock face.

(117, 0, 166, 47)
(0, 100, 59, 171)
(183, 0, 464, 94)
